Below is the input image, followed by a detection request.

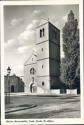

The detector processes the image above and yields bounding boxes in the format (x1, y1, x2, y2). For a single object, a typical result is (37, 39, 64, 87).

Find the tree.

(60, 10, 80, 89)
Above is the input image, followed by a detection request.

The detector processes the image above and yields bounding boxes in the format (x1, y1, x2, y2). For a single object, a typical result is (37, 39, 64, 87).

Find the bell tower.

(36, 21, 60, 91)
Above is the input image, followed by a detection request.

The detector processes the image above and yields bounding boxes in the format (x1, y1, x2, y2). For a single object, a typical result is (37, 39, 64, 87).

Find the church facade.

(24, 21, 61, 94)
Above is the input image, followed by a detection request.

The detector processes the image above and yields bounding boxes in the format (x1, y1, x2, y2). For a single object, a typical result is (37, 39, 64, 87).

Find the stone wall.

(36, 22, 49, 44)
(4, 75, 24, 93)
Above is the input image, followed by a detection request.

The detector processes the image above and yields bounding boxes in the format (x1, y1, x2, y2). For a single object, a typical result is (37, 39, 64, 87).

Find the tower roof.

(36, 20, 60, 32)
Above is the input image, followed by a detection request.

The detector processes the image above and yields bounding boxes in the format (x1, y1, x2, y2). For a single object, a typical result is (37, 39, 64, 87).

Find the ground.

(5, 94, 80, 119)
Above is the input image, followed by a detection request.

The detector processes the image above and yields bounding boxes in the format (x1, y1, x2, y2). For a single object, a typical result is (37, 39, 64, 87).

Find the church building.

(24, 21, 61, 94)
(5, 74, 24, 93)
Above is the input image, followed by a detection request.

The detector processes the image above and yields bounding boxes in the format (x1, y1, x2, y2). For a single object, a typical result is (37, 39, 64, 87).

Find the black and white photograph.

(1, 0, 84, 124)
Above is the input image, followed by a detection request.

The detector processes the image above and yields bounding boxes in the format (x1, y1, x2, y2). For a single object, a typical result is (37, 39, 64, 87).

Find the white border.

(1, 2, 5, 125)
(1, 0, 84, 124)
(0, 0, 81, 5)
(80, 0, 84, 120)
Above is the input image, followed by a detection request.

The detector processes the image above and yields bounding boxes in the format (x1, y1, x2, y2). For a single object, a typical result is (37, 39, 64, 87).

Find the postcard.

(1, 0, 84, 124)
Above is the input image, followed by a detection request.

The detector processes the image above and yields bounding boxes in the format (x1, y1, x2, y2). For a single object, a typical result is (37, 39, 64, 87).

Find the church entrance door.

(30, 83, 37, 93)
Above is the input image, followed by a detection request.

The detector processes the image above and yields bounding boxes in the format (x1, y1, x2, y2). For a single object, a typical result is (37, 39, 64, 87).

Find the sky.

(4, 5, 79, 76)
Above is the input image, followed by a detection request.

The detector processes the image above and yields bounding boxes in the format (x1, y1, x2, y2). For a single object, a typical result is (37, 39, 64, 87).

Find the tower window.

(40, 28, 45, 37)
(43, 28, 44, 36)
(42, 65, 44, 69)
(40, 29, 42, 37)
(41, 48, 43, 51)
(42, 82, 44, 86)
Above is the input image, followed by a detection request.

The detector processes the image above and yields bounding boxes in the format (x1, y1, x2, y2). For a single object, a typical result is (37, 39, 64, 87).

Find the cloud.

(33, 10, 46, 21)
(33, 9, 49, 25)
(26, 19, 40, 30)
(5, 19, 38, 53)
(33, 19, 39, 25)
(62, 15, 67, 22)
(18, 30, 35, 46)
(16, 45, 32, 54)
(5, 39, 20, 54)
(19, 30, 34, 41)
(33, 10, 43, 17)
(11, 18, 24, 27)
(5, 39, 15, 48)
(18, 19, 40, 46)
(7, 9, 47, 51)
(55, 21, 60, 28)
(5, 10, 46, 55)
(26, 23, 34, 30)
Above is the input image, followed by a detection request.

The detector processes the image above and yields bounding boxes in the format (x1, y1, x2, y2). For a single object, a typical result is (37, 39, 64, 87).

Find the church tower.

(36, 21, 60, 91)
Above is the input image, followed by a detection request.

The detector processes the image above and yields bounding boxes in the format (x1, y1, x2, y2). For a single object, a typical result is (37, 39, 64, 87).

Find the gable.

(24, 53, 37, 66)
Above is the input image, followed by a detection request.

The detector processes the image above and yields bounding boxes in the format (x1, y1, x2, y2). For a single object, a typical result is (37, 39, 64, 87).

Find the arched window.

(40, 29, 42, 37)
(42, 81, 44, 86)
(42, 65, 44, 69)
(40, 28, 45, 37)
(43, 28, 44, 36)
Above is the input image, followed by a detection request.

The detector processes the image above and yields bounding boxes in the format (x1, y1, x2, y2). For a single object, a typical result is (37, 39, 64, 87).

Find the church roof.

(24, 51, 37, 66)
